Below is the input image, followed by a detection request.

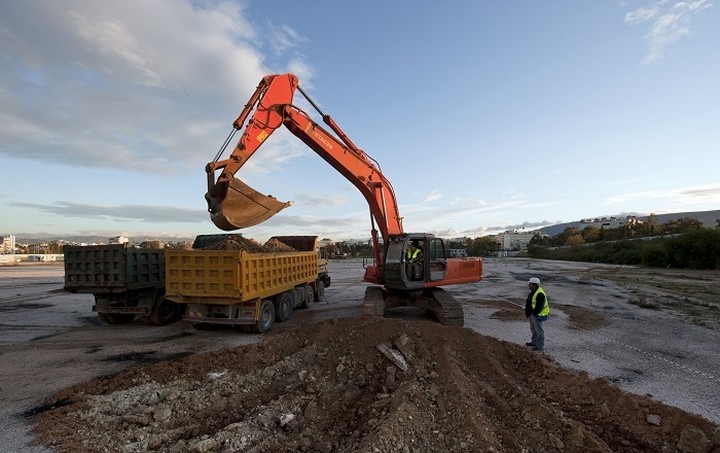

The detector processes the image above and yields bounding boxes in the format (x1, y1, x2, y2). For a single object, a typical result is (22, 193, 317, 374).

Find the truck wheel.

(150, 298, 180, 326)
(273, 292, 293, 322)
(253, 300, 275, 333)
(98, 313, 135, 324)
(314, 280, 325, 302)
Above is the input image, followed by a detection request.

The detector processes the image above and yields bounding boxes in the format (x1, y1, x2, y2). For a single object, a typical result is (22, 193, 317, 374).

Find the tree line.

(527, 216, 720, 270)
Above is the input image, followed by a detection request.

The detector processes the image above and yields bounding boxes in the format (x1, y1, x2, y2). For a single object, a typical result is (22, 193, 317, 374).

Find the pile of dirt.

(31, 317, 719, 452)
(262, 238, 298, 252)
(201, 235, 297, 253)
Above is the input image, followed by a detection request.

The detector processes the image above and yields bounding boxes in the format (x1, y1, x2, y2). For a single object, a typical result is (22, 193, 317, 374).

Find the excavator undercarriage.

(363, 286, 465, 326)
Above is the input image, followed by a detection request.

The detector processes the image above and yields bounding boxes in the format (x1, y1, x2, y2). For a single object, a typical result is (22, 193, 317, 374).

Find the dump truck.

(63, 244, 181, 325)
(164, 235, 330, 332)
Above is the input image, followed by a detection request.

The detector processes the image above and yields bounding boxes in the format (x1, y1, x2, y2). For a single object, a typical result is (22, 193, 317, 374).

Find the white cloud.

(9, 200, 206, 224)
(624, 0, 712, 63)
(269, 23, 309, 55)
(0, 1, 310, 172)
(677, 182, 720, 203)
(423, 190, 442, 203)
(602, 182, 720, 205)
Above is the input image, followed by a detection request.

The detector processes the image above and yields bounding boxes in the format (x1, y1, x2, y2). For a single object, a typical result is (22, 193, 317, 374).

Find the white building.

(500, 230, 546, 252)
(579, 215, 643, 230)
(109, 236, 129, 244)
(1, 235, 16, 254)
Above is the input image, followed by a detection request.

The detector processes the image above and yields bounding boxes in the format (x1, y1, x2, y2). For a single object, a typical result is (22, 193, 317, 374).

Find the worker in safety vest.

(406, 241, 422, 280)
(525, 277, 550, 351)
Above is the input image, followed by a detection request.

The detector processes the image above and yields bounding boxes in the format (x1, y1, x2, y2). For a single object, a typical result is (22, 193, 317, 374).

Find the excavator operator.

(406, 241, 423, 280)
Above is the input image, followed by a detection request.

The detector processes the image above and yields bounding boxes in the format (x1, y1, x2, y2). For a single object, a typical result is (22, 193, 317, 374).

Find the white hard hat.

(528, 277, 541, 285)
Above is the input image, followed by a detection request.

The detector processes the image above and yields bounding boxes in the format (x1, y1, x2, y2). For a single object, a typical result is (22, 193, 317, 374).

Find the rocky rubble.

(31, 317, 720, 452)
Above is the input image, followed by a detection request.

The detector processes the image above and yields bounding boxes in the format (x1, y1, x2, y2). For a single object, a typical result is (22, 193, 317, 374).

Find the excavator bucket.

(208, 177, 292, 230)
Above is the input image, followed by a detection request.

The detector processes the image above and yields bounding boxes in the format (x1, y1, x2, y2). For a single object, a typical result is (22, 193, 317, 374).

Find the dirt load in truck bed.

(31, 316, 719, 453)
(200, 235, 299, 252)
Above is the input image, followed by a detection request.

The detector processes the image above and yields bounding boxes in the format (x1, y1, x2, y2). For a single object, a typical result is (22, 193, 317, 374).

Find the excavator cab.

(382, 235, 450, 288)
(205, 175, 292, 231)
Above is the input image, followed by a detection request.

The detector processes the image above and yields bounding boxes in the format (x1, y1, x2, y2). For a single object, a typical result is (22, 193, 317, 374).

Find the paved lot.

(1, 258, 718, 451)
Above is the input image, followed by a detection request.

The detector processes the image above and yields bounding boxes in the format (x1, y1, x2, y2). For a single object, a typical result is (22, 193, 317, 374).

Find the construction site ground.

(1, 258, 719, 452)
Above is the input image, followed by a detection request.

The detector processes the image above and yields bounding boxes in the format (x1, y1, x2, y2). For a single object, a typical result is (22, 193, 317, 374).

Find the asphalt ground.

(1, 258, 718, 451)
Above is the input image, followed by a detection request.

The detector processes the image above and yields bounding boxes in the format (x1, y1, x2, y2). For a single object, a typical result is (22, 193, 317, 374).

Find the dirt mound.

(201, 235, 297, 253)
(31, 318, 719, 452)
(262, 238, 298, 252)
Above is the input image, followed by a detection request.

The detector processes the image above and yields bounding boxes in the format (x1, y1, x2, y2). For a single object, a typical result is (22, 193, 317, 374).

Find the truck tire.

(253, 300, 275, 333)
(150, 298, 180, 326)
(314, 280, 325, 302)
(273, 292, 293, 322)
(98, 313, 135, 324)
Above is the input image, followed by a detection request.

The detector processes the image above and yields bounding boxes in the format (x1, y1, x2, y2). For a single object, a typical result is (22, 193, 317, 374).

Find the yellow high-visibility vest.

(531, 287, 550, 317)
(407, 248, 421, 261)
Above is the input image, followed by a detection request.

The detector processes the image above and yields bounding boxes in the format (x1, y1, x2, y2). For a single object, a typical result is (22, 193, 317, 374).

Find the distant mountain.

(6, 209, 719, 244)
(538, 209, 720, 237)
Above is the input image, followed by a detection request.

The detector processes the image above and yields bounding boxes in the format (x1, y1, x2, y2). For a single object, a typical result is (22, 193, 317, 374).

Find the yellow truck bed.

(165, 249, 318, 305)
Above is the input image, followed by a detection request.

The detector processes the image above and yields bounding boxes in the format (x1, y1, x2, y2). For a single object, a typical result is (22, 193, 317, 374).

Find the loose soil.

(200, 235, 297, 252)
(31, 317, 719, 453)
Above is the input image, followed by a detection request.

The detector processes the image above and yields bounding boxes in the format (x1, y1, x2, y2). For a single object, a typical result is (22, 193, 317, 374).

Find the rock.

(385, 365, 397, 387)
(122, 414, 150, 426)
(646, 414, 662, 426)
(304, 401, 321, 421)
(153, 408, 173, 422)
(677, 424, 712, 453)
(393, 334, 415, 360)
(190, 438, 220, 452)
(279, 413, 295, 426)
(376, 342, 409, 371)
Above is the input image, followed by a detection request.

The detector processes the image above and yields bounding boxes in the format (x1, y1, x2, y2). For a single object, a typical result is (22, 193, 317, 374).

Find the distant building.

(579, 215, 643, 230)
(1, 235, 16, 254)
(109, 236, 129, 244)
(500, 230, 547, 252)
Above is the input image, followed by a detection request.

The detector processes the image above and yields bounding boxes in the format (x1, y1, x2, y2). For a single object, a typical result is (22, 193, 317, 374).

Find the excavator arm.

(205, 74, 297, 229)
(205, 73, 403, 275)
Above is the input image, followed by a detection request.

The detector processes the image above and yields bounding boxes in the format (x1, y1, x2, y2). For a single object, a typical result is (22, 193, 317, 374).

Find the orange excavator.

(205, 73, 482, 325)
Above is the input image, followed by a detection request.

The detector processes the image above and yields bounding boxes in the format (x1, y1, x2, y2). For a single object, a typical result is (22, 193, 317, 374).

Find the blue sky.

(1, 0, 718, 242)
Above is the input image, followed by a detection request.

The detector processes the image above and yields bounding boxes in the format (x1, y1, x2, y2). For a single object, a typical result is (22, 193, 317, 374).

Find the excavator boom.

(205, 73, 403, 255)
(205, 74, 298, 230)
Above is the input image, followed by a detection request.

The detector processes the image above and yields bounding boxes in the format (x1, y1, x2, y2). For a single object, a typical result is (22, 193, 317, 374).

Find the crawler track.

(363, 286, 465, 326)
